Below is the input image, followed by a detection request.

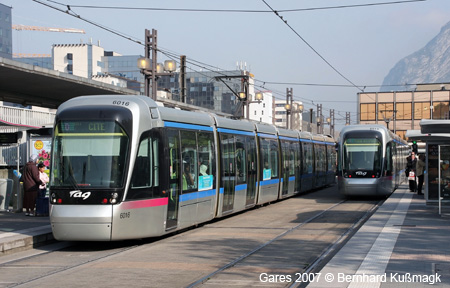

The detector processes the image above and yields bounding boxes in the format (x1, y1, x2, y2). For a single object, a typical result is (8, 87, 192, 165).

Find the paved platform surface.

(0, 210, 53, 256)
(1, 184, 449, 288)
(309, 184, 450, 288)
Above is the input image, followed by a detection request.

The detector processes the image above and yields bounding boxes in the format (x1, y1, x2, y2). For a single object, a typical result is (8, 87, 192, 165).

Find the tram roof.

(277, 127, 299, 139)
(299, 131, 312, 140)
(255, 122, 277, 135)
(213, 116, 255, 132)
(158, 106, 215, 127)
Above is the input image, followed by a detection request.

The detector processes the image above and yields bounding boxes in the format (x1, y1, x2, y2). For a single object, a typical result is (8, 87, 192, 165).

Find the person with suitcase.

(407, 152, 417, 192)
(36, 163, 49, 216)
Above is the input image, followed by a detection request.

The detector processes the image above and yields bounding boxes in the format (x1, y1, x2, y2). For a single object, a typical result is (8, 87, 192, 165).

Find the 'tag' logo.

(355, 171, 367, 176)
(70, 190, 91, 200)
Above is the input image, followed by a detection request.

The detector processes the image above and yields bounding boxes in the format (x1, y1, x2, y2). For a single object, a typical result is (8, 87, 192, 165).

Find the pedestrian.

(416, 154, 425, 195)
(37, 163, 49, 198)
(22, 154, 43, 216)
(407, 152, 417, 192)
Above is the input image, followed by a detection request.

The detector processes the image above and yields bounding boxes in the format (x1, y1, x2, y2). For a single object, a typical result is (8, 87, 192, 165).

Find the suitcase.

(36, 197, 49, 216)
(409, 179, 416, 192)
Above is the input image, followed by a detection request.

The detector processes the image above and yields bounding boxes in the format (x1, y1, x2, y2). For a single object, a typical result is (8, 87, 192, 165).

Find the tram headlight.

(51, 193, 57, 204)
(110, 192, 119, 204)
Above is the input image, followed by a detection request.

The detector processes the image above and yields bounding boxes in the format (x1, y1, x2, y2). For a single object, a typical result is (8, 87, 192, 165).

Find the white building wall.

(91, 45, 104, 76)
(248, 91, 273, 124)
(273, 100, 303, 130)
(52, 43, 104, 78)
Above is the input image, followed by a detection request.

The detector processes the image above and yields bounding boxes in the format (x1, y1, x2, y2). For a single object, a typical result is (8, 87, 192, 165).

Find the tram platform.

(0, 210, 53, 256)
(0, 184, 449, 287)
(309, 184, 450, 288)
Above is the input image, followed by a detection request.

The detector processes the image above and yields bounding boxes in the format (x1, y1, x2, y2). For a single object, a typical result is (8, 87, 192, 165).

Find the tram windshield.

(51, 121, 129, 188)
(343, 138, 382, 176)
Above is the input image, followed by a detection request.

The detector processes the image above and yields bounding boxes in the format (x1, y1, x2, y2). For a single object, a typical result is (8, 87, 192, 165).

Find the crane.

(12, 25, 85, 34)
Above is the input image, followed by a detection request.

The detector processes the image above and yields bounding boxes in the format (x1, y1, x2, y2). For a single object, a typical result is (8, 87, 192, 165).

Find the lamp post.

(317, 104, 323, 134)
(138, 29, 177, 99)
(214, 74, 250, 119)
(286, 88, 293, 129)
(316, 116, 322, 134)
(285, 103, 291, 129)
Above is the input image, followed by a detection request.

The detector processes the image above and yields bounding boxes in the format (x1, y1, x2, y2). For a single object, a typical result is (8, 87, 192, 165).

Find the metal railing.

(0, 106, 55, 167)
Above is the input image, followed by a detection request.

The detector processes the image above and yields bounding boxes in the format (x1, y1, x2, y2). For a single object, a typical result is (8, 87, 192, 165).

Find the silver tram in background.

(49, 95, 336, 241)
(337, 124, 409, 196)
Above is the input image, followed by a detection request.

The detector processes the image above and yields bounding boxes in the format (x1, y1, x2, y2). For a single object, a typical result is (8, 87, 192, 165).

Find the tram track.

(186, 200, 347, 288)
(0, 242, 142, 287)
(0, 187, 383, 288)
(188, 197, 383, 288)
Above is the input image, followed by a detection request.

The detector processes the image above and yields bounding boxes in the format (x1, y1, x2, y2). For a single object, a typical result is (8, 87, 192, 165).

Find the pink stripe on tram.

(120, 198, 168, 210)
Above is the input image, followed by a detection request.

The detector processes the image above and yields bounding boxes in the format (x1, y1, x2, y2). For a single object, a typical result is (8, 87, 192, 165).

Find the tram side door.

(281, 141, 289, 196)
(246, 136, 257, 206)
(166, 129, 180, 230)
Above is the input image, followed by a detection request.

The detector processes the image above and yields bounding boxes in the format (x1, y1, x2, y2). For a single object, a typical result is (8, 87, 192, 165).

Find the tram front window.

(343, 138, 382, 177)
(51, 121, 129, 188)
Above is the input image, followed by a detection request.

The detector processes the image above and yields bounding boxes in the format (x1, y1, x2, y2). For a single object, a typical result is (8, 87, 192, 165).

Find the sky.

(2, 0, 450, 128)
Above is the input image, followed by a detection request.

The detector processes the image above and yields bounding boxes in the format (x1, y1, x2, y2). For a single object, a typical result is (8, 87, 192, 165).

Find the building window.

(378, 103, 394, 121)
(67, 53, 73, 60)
(254, 111, 257, 115)
(414, 102, 431, 120)
(396, 130, 406, 140)
(432, 101, 449, 119)
(396, 102, 412, 120)
(360, 103, 376, 121)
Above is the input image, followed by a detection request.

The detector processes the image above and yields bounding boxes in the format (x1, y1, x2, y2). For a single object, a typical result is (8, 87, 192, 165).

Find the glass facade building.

(102, 54, 142, 92)
(158, 70, 244, 115)
(0, 3, 12, 59)
(358, 85, 450, 140)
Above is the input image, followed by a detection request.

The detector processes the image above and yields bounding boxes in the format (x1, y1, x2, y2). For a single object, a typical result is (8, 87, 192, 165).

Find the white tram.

(337, 124, 409, 196)
(49, 95, 336, 241)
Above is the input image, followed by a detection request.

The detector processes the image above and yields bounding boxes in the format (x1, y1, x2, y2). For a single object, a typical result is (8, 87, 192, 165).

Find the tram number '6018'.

(120, 212, 131, 219)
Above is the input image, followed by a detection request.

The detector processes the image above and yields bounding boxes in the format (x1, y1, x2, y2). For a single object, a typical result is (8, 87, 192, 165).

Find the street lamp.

(138, 28, 178, 99)
(137, 57, 151, 70)
(138, 57, 177, 98)
(285, 104, 291, 129)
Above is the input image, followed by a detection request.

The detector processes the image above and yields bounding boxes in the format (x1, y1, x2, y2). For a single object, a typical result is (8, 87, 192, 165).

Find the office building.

(0, 3, 12, 59)
(358, 83, 450, 139)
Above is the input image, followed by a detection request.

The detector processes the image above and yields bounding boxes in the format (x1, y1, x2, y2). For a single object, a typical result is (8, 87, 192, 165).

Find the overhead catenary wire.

(46, 0, 427, 13)
(32, 0, 423, 125)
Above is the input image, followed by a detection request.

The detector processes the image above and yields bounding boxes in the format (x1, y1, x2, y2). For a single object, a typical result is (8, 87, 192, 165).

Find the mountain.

(380, 21, 450, 91)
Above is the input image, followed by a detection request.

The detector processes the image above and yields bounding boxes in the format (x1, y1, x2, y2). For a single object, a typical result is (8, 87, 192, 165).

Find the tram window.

(289, 144, 295, 176)
(260, 137, 279, 179)
(129, 132, 161, 199)
(181, 130, 198, 191)
(386, 142, 393, 176)
(303, 142, 313, 174)
(270, 139, 279, 177)
(133, 138, 152, 188)
(236, 136, 246, 184)
(198, 131, 215, 190)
